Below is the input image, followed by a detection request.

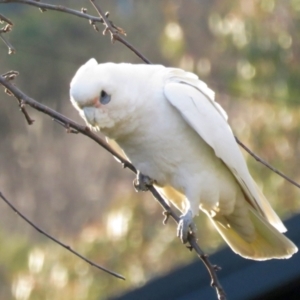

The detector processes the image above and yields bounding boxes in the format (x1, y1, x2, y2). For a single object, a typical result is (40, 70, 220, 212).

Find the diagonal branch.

(0, 74, 135, 172)
(0, 191, 125, 280)
(0, 12, 13, 25)
(0, 74, 226, 300)
(235, 137, 300, 189)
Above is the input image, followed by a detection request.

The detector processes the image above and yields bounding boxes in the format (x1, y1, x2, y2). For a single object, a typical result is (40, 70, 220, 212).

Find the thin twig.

(0, 12, 13, 25)
(189, 239, 226, 300)
(0, 75, 136, 174)
(90, 0, 152, 64)
(235, 136, 300, 189)
(0, 34, 15, 54)
(19, 100, 35, 125)
(0, 0, 104, 24)
(0, 191, 125, 280)
(0, 23, 15, 54)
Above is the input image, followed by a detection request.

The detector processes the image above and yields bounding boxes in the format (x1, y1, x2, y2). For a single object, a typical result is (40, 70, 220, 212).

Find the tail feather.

(210, 204, 297, 260)
(253, 183, 287, 232)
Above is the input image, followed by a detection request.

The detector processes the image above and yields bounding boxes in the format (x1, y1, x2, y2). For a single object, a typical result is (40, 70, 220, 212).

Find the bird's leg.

(177, 209, 197, 243)
(133, 171, 154, 192)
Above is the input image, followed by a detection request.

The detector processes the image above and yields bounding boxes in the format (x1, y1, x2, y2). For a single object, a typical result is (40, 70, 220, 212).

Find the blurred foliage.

(0, 0, 299, 299)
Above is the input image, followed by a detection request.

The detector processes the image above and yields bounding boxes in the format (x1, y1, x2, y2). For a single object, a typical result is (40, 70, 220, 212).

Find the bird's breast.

(115, 109, 219, 188)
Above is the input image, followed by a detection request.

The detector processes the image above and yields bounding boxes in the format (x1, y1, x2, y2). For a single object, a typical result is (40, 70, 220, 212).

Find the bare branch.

(90, 0, 152, 64)
(2, 72, 34, 124)
(189, 239, 226, 300)
(235, 136, 300, 189)
(0, 191, 125, 280)
(0, 23, 15, 54)
(0, 34, 15, 54)
(0, 33, 16, 54)
(0, 12, 13, 25)
(19, 99, 35, 125)
(0, 74, 136, 173)
(0, 0, 104, 24)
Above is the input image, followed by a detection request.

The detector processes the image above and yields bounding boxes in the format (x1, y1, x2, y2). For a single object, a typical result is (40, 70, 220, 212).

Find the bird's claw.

(133, 172, 154, 192)
(177, 210, 197, 243)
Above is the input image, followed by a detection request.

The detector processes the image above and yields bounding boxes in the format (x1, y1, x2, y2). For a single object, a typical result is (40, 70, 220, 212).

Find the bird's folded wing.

(164, 71, 286, 232)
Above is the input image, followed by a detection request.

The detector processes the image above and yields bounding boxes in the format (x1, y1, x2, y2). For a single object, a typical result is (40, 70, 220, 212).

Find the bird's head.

(70, 58, 120, 132)
(70, 59, 163, 139)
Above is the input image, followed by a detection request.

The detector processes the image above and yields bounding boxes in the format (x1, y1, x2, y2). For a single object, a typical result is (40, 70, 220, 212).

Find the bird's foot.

(133, 172, 154, 192)
(177, 209, 197, 243)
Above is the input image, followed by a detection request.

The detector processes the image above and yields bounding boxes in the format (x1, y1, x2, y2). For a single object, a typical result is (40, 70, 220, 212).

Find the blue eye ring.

(100, 90, 111, 105)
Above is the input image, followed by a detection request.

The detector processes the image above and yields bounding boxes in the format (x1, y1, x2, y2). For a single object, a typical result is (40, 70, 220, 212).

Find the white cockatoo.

(70, 58, 297, 260)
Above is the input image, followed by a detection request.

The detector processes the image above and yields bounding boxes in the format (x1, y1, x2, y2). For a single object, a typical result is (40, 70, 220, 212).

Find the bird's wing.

(164, 69, 286, 232)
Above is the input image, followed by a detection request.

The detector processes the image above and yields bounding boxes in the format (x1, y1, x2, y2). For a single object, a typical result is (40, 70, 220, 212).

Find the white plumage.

(70, 58, 297, 260)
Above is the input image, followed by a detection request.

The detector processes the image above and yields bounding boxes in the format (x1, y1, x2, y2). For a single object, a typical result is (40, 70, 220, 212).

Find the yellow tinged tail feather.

(210, 204, 297, 260)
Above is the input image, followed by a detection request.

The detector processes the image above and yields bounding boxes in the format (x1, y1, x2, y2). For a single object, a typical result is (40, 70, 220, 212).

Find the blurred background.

(0, 0, 299, 299)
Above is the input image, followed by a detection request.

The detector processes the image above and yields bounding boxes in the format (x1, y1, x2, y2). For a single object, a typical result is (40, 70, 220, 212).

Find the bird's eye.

(100, 90, 111, 105)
